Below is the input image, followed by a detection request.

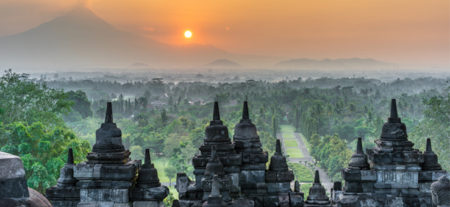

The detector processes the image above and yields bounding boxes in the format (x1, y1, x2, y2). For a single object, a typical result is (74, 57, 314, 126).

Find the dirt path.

(294, 133, 332, 189)
(278, 126, 333, 192)
(293, 132, 333, 191)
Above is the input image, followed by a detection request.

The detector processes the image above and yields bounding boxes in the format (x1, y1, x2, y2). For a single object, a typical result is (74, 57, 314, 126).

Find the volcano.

(0, 5, 230, 70)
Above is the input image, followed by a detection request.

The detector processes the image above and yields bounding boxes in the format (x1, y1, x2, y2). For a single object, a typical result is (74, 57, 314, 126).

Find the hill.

(275, 58, 394, 70)
(205, 59, 240, 68)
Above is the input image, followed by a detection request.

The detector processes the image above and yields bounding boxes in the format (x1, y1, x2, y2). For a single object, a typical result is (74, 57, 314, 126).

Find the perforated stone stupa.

(335, 99, 449, 207)
(46, 102, 169, 207)
(174, 101, 304, 207)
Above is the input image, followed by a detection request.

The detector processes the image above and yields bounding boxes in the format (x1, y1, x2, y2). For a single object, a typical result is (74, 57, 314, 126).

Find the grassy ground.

(280, 125, 296, 139)
(169, 186, 179, 199)
(300, 183, 313, 198)
(281, 124, 315, 199)
(289, 163, 314, 182)
(153, 158, 172, 183)
(286, 148, 303, 158)
(284, 139, 298, 147)
(281, 125, 303, 158)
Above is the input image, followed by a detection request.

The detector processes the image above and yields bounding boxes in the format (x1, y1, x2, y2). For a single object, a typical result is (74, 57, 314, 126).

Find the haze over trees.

(0, 69, 448, 196)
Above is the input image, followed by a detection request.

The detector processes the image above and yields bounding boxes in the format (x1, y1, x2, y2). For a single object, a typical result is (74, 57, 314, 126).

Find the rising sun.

(184, 30, 192, 39)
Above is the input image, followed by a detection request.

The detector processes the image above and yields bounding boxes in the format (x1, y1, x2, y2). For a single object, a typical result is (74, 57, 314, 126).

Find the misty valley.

(0, 1, 449, 206)
(0, 69, 448, 206)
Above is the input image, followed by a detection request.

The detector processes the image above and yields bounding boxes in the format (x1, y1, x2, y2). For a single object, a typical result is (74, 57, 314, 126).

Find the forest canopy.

(0, 69, 449, 195)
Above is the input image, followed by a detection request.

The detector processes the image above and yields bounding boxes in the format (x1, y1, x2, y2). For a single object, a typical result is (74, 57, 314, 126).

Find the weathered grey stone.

(0, 152, 29, 199)
(348, 138, 370, 170)
(176, 101, 304, 206)
(0, 151, 52, 207)
(431, 175, 450, 207)
(305, 171, 330, 206)
(77, 201, 131, 207)
(132, 201, 164, 207)
(422, 138, 442, 171)
(80, 189, 130, 203)
(336, 99, 449, 207)
(47, 148, 80, 207)
(44, 102, 169, 207)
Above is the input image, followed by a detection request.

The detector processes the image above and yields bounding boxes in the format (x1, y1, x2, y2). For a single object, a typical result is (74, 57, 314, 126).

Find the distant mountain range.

(0, 5, 232, 70)
(275, 58, 394, 69)
(205, 59, 240, 68)
(0, 5, 396, 71)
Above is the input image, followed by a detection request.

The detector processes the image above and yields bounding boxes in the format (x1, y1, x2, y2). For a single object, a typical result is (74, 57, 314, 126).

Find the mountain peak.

(47, 5, 113, 31)
(65, 4, 98, 18)
(206, 59, 240, 67)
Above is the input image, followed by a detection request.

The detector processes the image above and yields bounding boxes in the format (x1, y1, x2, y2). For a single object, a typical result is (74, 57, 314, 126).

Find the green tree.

(0, 70, 91, 193)
(0, 122, 90, 192)
(410, 92, 450, 170)
(66, 90, 93, 118)
(0, 69, 72, 125)
(161, 109, 168, 125)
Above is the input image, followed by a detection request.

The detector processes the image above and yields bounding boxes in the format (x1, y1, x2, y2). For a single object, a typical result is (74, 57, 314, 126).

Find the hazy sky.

(0, 0, 449, 67)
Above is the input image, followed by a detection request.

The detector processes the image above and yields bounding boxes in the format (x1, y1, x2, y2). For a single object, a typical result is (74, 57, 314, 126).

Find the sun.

(184, 30, 192, 39)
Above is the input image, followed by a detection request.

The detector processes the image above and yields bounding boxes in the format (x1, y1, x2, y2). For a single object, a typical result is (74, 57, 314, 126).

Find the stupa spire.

(105, 102, 113, 123)
(275, 139, 282, 155)
(422, 138, 442, 170)
(356, 137, 363, 154)
(390, 99, 398, 118)
(213, 101, 220, 121)
(145, 149, 152, 166)
(381, 99, 407, 140)
(314, 170, 321, 184)
(305, 170, 330, 205)
(67, 148, 74, 165)
(242, 100, 249, 120)
(348, 137, 369, 169)
(388, 99, 400, 123)
(426, 138, 432, 152)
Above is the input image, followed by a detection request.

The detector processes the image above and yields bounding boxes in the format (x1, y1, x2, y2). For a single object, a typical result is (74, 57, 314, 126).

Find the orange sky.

(0, 0, 449, 67)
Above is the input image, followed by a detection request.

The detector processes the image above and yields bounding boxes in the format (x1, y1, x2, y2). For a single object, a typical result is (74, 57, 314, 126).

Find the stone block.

(266, 182, 291, 193)
(131, 186, 169, 201)
(360, 170, 377, 181)
(240, 170, 265, 188)
(375, 170, 419, 189)
(77, 201, 131, 207)
(342, 169, 361, 182)
(77, 180, 133, 189)
(74, 163, 138, 181)
(50, 200, 79, 207)
(289, 192, 304, 207)
(132, 201, 164, 207)
(80, 189, 130, 203)
(418, 170, 447, 182)
(265, 171, 295, 183)
(0, 152, 29, 199)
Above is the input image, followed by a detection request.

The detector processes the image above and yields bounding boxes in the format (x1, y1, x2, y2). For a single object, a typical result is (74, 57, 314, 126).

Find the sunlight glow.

(184, 30, 192, 39)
